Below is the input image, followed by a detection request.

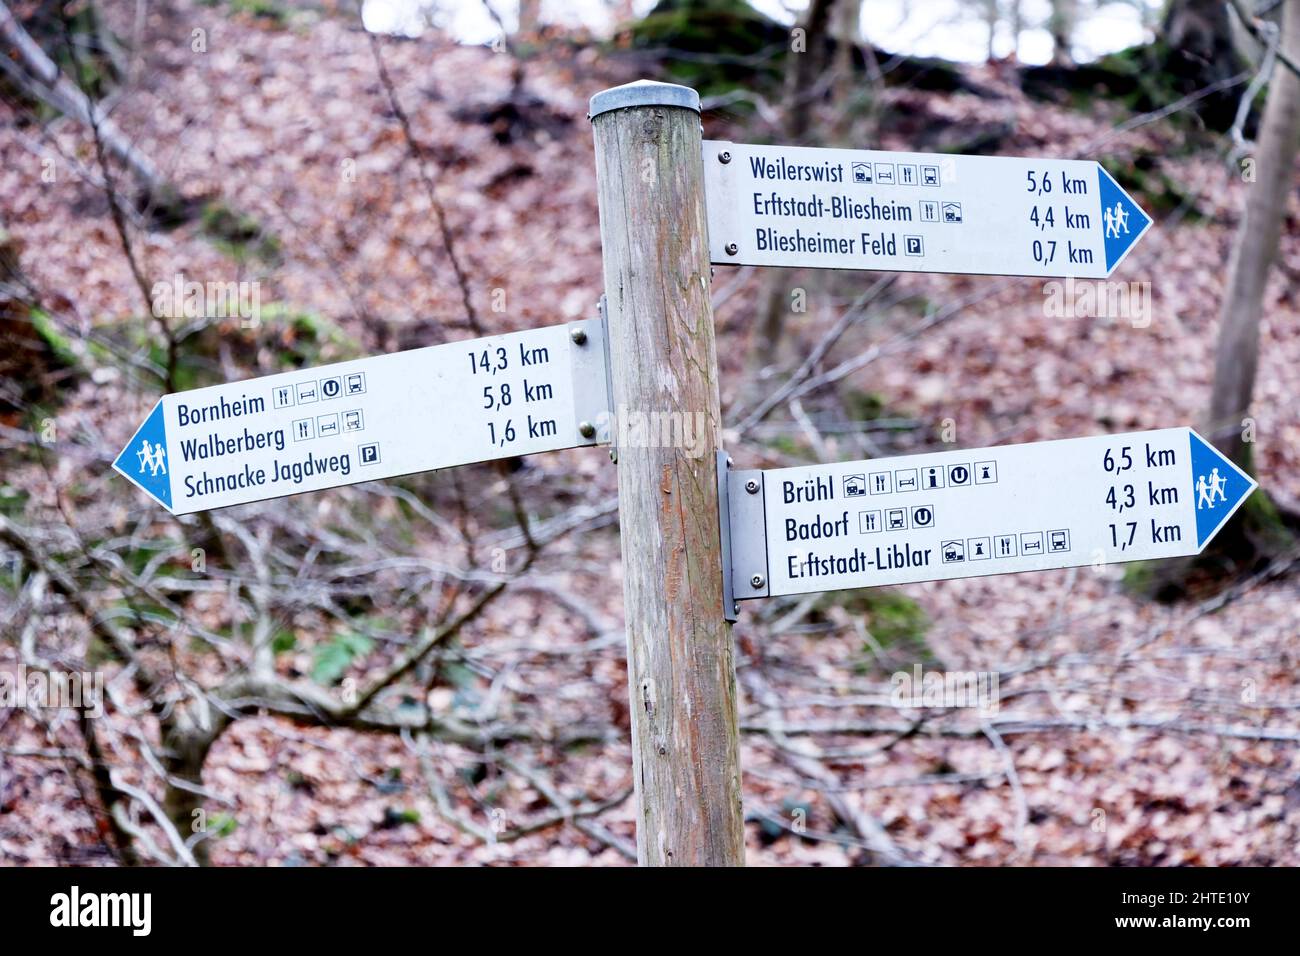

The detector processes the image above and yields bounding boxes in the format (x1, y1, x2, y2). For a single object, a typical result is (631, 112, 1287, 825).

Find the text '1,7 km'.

(725, 428, 1255, 601)
(704, 140, 1152, 278)
(114, 319, 611, 515)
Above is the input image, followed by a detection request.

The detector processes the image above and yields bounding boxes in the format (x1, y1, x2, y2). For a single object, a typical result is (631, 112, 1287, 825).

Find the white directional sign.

(726, 428, 1254, 601)
(703, 140, 1151, 278)
(114, 319, 610, 514)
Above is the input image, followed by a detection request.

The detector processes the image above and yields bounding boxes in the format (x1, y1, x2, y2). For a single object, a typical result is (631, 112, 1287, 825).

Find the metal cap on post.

(588, 79, 700, 121)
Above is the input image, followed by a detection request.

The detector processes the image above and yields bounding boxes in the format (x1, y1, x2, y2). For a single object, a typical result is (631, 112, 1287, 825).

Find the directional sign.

(726, 428, 1254, 601)
(703, 140, 1151, 278)
(114, 319, 610, 515)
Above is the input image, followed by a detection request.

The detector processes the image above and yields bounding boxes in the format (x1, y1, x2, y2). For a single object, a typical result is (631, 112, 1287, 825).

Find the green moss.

(29, 309, 80, 368)
(841, 389, 887, 422)
(626, 0, 785, 100)
(382, 807, 421, 827)
(229, 0, 286, 24)
(0, 485, 28, 519)
(206, 813, 239, 838)
(815, 588, 931, 660)
(119, 302, 358, 391)
(1240, 483, 1295, 553)
(118, 538, 185, 576)
(1120, 559, 1154, 594)
(311, 632, 375, 686)
(200, 202, 282, 265)
(1101, 156, 1204, 220)
(259, 304, 360, 368)
(761, 433, 814, 462)
(271, 629, 297, 655)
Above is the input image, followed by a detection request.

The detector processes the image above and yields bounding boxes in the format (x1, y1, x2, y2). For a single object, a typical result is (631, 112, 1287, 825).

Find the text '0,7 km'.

(704, 140, 1152, 278)
(725, 428, 1255, 602)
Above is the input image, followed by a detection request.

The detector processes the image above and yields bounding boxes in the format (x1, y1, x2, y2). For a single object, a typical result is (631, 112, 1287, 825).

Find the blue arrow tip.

(1188, 430, 1256, 550)
(113, 401, 173, 510)
(1096, 165, 1152, 275)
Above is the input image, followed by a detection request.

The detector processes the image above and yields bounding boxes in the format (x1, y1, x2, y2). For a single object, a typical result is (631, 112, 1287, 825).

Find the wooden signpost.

(589, 81, 745, 867)
(114, 79, 1248, 868)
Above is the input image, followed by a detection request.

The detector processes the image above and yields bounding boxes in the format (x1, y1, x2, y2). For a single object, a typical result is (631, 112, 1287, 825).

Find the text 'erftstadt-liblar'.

(725, 429, 1254, 602)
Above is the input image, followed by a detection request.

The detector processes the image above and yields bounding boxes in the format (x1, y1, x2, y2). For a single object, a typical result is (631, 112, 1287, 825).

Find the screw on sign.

(726, 428, 1255, 600)
(703, 140, 1151, 278)
(114, 320, 610, 515)
(103, 76, 1246, 872)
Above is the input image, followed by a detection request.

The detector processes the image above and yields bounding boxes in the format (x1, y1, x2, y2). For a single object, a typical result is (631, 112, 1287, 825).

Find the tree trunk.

(831, 0, 861, 129)
(1207, 0, 1300, 465)
(748, 0, 836, 382)
(1048, 0, 1075, 65)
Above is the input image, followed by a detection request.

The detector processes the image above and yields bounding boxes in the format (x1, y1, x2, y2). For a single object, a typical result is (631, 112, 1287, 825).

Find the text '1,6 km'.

(114, 319, 612, 515)
(725, 428, 1255, 601)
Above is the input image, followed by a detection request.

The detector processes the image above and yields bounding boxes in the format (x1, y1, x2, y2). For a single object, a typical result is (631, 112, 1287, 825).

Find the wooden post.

(589, 80, 745, 866)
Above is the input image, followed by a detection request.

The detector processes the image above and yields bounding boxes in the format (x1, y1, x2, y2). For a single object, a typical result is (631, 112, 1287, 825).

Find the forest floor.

(1, 2, 1298, 865)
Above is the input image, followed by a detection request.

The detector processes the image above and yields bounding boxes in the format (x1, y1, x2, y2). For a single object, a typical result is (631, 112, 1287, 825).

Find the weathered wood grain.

(591, 87, 745, 866)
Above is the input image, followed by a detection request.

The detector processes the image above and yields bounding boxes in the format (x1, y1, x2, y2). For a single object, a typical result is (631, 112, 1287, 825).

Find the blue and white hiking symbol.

(1104, 201, 1131, 239)
(1187, 431, 1256, 550)
(136, 438, 167, 477)
(1196, 467, 1227, 510)
(113, 400, 172, 510)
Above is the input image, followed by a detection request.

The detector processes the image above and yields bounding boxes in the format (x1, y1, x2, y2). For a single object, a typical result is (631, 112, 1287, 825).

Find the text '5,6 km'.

(704, 140, 1152, 278)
